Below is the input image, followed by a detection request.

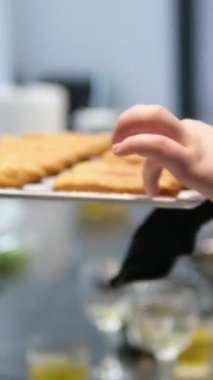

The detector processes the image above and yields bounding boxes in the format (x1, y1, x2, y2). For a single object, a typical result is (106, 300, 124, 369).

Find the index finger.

(112, 105, 185, 145)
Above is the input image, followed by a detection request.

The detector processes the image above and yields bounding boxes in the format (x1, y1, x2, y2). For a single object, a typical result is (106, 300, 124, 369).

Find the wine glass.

(79, 257, 132, 380)
(127, 280, 199, 380)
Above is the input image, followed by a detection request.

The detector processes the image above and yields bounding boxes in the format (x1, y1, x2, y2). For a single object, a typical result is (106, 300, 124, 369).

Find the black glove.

(110, 200, 213, 287)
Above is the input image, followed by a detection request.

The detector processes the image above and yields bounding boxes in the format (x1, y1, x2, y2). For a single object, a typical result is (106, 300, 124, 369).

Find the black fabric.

(110, 200, 213, 287)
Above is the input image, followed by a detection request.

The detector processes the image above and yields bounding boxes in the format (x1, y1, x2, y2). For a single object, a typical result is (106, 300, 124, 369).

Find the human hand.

(112, 105, 213, 199)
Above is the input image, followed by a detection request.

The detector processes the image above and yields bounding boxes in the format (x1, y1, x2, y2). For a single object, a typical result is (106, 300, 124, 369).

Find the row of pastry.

(0, 132, 182, 195)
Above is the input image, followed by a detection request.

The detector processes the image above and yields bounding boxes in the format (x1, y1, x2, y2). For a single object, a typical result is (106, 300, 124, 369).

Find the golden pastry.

(54, 160, 182, 195)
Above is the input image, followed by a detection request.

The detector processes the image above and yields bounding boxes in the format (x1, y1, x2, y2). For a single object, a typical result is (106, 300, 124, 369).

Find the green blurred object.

(0, 234, 28, 279)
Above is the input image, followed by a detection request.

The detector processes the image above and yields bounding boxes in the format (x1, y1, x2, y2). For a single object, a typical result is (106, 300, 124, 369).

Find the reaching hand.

(112, 105, 213, 199)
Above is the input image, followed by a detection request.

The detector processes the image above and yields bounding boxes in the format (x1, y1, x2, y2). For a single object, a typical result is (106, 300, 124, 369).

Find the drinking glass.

(27, 335, 90, 380)
(127, 280, 199, 380)
(79, 257, 132, 380)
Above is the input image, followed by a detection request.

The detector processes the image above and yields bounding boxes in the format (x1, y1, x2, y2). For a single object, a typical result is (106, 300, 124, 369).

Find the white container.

(0, 83, 69, 135)
(72, 107, 118, 133)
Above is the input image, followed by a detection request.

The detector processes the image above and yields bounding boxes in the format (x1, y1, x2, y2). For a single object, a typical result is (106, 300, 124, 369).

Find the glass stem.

(100, 331, 125, 380)
(104, 331, 122, 355)
(158, 358, 175, 380)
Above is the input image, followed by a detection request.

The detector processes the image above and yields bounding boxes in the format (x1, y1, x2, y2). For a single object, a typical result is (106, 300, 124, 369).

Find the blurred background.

(0, 1, 213, 379)
(1, 0, 178, 126)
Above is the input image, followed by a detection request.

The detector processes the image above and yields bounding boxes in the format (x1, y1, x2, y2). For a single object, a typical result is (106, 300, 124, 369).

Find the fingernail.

(112, 143, 121, 153)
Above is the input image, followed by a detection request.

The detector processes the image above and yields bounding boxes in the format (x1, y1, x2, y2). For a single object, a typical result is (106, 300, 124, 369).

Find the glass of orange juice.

(27, 335, 91, 380)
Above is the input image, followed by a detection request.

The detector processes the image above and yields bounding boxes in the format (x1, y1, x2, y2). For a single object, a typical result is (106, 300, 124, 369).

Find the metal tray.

(0, 178, 205, 209)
